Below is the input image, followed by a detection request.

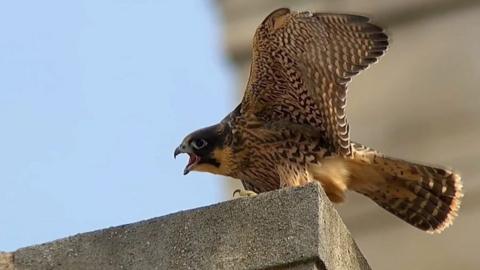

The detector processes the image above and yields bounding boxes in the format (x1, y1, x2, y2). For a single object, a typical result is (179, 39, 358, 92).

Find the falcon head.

(174, 124, 232, 176)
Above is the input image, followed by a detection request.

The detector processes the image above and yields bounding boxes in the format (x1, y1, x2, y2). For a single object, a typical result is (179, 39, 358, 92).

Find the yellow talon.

(232, 189, 257, 198)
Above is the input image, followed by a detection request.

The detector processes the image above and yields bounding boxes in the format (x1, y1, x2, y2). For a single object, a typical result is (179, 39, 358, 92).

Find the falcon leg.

(232, 189, 257, 198)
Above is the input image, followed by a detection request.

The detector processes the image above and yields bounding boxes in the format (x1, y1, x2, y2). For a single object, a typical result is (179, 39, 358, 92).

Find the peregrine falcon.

(174, 8, 462, 233)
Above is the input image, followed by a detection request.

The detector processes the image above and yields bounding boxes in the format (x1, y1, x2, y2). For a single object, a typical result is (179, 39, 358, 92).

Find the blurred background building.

(217, 0, 480, 269)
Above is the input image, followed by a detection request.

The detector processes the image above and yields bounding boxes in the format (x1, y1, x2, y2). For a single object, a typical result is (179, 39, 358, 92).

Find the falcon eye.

(191, 138, 207, 150)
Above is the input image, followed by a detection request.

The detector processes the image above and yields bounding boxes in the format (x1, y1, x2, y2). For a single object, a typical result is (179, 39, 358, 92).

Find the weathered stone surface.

(9, 183, 369, 270)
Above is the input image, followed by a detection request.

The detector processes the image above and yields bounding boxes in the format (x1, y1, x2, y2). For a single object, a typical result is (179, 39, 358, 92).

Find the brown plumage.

(174, 8, 463, 233)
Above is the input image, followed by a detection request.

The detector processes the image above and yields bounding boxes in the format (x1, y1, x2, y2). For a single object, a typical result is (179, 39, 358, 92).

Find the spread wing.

(240, 8, 388, 156)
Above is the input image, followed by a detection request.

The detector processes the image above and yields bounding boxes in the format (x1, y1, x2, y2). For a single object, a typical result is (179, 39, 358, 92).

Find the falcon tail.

(345, 144, 463, 233)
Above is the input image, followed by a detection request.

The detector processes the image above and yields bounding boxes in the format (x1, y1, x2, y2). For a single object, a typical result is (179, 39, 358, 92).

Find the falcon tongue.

(184, 153, 200, 175)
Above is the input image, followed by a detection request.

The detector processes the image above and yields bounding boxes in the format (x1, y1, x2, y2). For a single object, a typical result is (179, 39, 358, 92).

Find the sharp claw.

(232, 189, 257, 198)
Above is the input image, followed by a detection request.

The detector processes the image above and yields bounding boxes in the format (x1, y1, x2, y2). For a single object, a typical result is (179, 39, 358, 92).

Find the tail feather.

(348, 143, 463, 233)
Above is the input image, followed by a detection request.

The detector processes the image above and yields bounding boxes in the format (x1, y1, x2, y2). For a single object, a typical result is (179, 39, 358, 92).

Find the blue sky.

(0, 0, 234, 251)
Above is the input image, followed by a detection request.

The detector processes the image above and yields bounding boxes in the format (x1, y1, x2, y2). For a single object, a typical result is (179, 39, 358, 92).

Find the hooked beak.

(174, 144, 201, 175)
(174, 147, 182, 159)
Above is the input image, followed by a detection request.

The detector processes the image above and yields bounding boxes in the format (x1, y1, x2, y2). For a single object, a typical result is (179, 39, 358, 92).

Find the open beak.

(174, 145, 201, 175)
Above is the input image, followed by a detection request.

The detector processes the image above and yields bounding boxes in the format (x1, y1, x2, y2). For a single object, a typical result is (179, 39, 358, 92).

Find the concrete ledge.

(4, 183, 370, 270)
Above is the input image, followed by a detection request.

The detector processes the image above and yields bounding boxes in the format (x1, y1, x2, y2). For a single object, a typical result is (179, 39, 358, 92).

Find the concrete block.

(7, 183, 369, 270)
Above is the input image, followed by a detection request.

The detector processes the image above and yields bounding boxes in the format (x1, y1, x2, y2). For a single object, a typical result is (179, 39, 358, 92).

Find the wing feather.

(241, 8, 388, 156)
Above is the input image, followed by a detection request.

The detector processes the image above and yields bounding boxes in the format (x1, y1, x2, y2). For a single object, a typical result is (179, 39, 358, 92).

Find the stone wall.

(1, 183, 369, 270)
